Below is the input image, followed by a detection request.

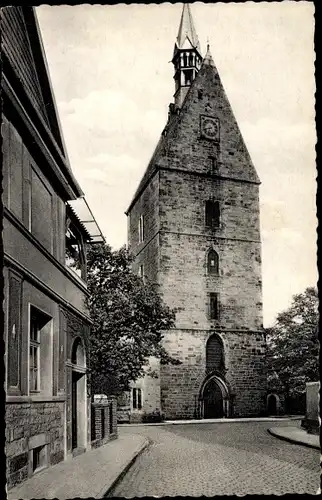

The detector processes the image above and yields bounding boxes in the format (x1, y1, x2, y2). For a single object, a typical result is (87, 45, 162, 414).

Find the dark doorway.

(203, 378, 224, 418)
(72, 371, 77, 449)
(267, 394, 277, 415)
(72, 370, 83, 449)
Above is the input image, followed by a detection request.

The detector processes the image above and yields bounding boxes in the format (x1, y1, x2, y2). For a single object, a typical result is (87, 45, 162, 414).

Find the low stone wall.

(91, 397, 118, 449)
(5, 401, 65, 489)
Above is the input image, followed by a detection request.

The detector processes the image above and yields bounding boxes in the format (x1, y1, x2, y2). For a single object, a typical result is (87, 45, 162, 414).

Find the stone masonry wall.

(6, 401, 65, 489)
(160, 329, 266, 420)
(128, 173, 160, 284)
(159, 231, 262, 331)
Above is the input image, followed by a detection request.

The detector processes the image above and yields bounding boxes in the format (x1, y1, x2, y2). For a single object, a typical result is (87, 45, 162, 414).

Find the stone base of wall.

(6, 401, 65, 490)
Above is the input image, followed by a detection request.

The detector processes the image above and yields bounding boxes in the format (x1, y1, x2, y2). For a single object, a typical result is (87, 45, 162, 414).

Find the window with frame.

(65, 214, 87, 280)
(132, 388, 142, 410)
(207, 249, 219, 275)
(138, 215, 144, 243)
(209, 293, 219, 320)
(30, 312, 40, 392)
(29, 307, 52, 394)
(205, 200, 220, 229)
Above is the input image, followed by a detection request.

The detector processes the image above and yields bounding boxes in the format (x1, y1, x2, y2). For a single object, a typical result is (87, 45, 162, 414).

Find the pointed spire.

(203, 42, 215, 67)
(176, 3, 201, 52)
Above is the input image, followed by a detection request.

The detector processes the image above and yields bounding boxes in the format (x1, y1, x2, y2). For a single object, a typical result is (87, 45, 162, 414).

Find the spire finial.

(203, 41, 215, 67)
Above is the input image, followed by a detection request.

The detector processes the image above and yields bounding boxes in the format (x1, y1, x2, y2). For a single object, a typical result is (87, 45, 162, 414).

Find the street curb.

(119, 416, 303, 427)
(267, 428, 320, 450)
(100, 437, 150, 498)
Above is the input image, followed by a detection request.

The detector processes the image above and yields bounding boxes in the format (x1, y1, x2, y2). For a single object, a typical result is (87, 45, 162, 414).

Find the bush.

(141, 410, 165, 423)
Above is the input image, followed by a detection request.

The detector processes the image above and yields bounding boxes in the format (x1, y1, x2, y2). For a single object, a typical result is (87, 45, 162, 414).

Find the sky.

(35, 2, 317, 327)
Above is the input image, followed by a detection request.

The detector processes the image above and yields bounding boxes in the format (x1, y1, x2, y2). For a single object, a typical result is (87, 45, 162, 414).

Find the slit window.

(205, 200, 220, 229)
(209, 293, 219, 320)
(138, 215, 144, 243)
(209, 155, 217, 175)
(132, 388, 142, 410)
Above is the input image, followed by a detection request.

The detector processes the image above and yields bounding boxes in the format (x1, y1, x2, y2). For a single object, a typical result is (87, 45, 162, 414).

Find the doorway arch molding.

(199, 372, 230, 400)
(71, 336, 87, 371)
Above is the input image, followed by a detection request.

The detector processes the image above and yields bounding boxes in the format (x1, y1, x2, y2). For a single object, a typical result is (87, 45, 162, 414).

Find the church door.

(203, 378, 224, 418)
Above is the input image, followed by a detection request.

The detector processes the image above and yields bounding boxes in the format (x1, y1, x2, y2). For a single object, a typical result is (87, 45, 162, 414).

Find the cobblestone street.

(110, 420, 320, 497)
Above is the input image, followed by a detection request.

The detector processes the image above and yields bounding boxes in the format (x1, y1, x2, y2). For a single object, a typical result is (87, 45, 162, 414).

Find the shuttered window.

(206, 335, 224, 374)
(209, 292, 219, 320)
(205, 200, 220, 229)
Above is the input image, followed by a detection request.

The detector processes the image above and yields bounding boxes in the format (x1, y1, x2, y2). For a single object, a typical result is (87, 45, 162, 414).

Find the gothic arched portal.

(200, 375, 230, 419)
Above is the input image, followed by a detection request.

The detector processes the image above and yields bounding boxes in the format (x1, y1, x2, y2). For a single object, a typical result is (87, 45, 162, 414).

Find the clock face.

(200, 115, 219, 140)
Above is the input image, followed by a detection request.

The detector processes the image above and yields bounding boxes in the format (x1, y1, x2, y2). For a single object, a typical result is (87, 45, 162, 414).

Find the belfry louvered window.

(206, 334, 225, 374)
(205, 200, 220, 229)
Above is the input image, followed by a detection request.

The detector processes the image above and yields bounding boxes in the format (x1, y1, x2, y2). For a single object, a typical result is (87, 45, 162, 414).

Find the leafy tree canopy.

(86, 243, 179, 395)
(266, 286, 319, 396)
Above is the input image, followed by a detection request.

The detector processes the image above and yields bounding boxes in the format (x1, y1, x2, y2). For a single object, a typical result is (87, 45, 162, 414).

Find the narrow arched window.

(205, 200, 220, 229)
(207, 249, 219, 275)
(206, 334, 224, 374)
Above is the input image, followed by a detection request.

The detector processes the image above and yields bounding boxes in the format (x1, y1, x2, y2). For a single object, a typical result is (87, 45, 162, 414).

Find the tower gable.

(127, 55, 259, 215)
(164, 60, 260, 184)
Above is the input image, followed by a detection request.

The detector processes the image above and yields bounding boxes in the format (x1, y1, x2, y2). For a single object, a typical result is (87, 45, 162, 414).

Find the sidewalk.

(268, 426, 320, 450)
(7, 434, 149, 500)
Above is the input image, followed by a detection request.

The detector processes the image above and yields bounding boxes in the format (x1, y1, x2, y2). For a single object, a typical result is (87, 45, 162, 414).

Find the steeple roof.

(175, 4, 201, 53)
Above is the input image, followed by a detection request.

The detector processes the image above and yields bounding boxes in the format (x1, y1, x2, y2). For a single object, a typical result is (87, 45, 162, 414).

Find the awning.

(67, 197, 106, 244)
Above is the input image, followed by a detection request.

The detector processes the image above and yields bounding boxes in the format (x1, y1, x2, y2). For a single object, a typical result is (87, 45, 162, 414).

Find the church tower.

(126, 4, 267, 420)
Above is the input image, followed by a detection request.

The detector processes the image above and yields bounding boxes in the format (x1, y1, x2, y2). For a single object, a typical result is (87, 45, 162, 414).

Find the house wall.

(2, 6, 94, 489)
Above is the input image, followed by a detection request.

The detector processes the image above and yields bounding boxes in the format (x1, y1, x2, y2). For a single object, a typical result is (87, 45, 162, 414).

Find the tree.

(266, 287, 319, 397)
(86, 242, 179, 396)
